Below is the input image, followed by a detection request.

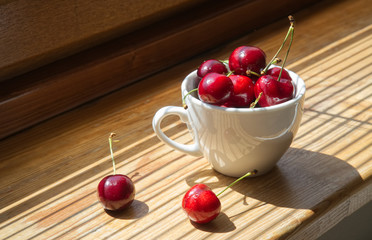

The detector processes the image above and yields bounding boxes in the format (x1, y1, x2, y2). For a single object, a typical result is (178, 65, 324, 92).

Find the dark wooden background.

(0, 0, 320, 139)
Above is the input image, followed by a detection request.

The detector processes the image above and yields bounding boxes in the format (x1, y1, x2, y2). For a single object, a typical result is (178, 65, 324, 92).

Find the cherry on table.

(98, 174, 135, 211)
(182, 170, 257, 224)
(97, 133, 135, 211)
(182, 184, 221, 224)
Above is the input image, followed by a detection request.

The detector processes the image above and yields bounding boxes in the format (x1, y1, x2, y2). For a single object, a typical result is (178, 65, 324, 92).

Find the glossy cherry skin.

(228, 46, 266, 76)
(223, 75, 255, 107)
(182, 184, 221, 224)
(97, 174, 135, 211)
(197, 59, 228, 78)
(266, 67, 292, 80)
(254, 75, 294, 107)
(198, 73, 234, 104)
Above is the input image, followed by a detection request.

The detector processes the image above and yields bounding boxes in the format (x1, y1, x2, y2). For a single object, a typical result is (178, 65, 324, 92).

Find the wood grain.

(0, 0, 371, 239)
(0, 0, 320, 139)
(0, 0, 206, 80)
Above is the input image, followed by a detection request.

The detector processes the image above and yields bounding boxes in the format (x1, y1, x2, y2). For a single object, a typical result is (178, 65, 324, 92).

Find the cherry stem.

(246, 70, 261, 78)
(277, 22, 294, 82)
(272, 58, 282, 64)
(261, 15, 295, 75)
(109, 133, 117, 175)
(182, 88, 198, 109)
(250, 92, 262, 108)
(216, 170, 258, 197)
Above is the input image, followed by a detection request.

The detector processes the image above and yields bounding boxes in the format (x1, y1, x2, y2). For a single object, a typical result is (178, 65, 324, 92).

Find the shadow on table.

(104, 200, 149, 219)
(185, 148, 363, 210)
(191, 212, 236, 233)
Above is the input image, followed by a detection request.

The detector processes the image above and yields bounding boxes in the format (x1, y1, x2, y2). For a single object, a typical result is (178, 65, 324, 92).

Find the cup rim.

(182, 67, 306, 113)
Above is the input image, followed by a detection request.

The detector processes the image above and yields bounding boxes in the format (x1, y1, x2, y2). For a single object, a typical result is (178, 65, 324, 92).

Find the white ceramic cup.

(153, 68, 306, 177)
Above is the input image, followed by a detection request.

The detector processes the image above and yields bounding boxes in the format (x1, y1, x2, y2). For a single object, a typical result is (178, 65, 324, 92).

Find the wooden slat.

(0, 0, 320, 139)
(0, 0, 371, 239)
(0, 0, 208, 81)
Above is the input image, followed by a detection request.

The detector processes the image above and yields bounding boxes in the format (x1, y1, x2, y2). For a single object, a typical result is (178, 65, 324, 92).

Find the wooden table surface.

(0, 0, 371, 239)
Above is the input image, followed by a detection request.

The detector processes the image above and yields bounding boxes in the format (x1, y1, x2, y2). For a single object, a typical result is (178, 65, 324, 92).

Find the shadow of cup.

(185, 148, 363, 210)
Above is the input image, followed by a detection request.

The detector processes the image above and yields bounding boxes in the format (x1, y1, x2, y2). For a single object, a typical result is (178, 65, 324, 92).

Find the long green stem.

(261, 30, 292, 74)
(277, 26, 294, 82)
(261, 15, 295, 75)
(216, 170, 258, 197)
(109, 133, 117, 175)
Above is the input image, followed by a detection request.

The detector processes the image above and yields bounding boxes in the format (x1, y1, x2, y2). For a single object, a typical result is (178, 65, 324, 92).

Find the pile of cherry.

(189, 16, 296, 109)
(195, 51, 293, 108)
(97, 16, 295, 225)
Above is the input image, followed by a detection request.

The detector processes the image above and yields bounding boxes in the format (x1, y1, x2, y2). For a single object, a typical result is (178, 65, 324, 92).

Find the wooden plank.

(0, 0, 208, 80)
(0, 0, 320, 139)
(0, 0, 371, 239)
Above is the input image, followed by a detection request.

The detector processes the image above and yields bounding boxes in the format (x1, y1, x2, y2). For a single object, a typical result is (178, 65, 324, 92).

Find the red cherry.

(182, 184, 221, 224)
(198, 73, 233, 104)
(228, 46, 266, 76)
(98, 174, 135, 211)
(266, 67, 292, 80)
(97, 133, 135, 211)
(254, 75, 294, 107)
(197, 59, 228, 78)
(223, 75, 255, 107)
(181, 170, 257, 225)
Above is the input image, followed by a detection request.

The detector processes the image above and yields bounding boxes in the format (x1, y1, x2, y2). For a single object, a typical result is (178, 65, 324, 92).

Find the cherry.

(254, 75, 294, 107)
(98, 174, 135, 210)
(198, 73, 234, 104)
(254, 16, 295, 107)
(261, 15, 295, 75)
(228, 46, 266, 76)
(222, 75, 255, 107)
(97, 133, 135, 211)
(182, 184, 221, 224)
(182, 170, 257, 224)
(197, 59, 228, 78)
(266, 67, 292, 80)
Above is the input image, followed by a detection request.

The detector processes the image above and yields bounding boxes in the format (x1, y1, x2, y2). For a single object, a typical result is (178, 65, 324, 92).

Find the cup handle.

(152, 106, 202, 156)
